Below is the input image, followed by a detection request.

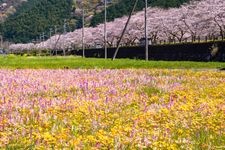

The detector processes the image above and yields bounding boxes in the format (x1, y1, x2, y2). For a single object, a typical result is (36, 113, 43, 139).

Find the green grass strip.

(0, 55, 224, 69)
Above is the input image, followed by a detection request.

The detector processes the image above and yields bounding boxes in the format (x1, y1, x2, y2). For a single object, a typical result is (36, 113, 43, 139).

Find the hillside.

(1, 0, 73, 43)
(0, 0, 114, 43)
(2, 0, 191, 43)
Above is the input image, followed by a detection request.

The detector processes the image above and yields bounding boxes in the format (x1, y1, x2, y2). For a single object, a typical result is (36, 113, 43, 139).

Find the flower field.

(0, 69, 224, 149)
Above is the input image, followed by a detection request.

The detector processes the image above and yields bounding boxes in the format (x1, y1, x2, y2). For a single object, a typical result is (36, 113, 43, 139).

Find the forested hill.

(1, 0, 73, 43)
(1, 0, 191, 43)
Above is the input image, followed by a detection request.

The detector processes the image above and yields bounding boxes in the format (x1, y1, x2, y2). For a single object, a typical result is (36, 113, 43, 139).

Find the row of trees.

(9, 0, 225, 52)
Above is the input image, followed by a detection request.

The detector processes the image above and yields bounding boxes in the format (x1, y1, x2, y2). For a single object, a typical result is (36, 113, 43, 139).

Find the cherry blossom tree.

(9, 0, 225, 52)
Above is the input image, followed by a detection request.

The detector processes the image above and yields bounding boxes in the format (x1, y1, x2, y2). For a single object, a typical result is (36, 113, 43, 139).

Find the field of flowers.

(0, 69, 224, 149)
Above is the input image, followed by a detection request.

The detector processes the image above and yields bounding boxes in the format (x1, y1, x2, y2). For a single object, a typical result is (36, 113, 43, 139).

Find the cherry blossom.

(9, 0, 225, 52)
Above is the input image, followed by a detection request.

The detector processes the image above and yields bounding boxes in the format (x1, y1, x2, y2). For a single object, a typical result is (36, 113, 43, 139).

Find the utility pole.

(54, 25, 57, 36)
(63, 19, 67, 33)
(104, 0, 107, 59)
(39, 34, 42, 56)
(63, 19, 67, 56)
(82, 5, 85, 58)
(39, 34, 42, 43)
(145, 0, 148, 61)
(49, 28, 53, 56)
(42, 32, 45, 42)
(54, 25, 58, 56)
(42, 32, 45, 56)
(36, 37, 39, 44)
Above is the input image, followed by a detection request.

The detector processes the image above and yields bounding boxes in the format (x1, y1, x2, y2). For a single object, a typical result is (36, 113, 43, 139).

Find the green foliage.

(90, 0, 190, 26)
(1, 0, 73, 43)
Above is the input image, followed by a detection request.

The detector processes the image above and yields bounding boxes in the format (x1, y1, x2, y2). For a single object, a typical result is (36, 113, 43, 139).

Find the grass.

(0, 55, 224, 69)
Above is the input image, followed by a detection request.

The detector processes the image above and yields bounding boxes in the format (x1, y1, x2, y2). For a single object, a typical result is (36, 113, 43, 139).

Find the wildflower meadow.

(0, 69, 224, 149)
